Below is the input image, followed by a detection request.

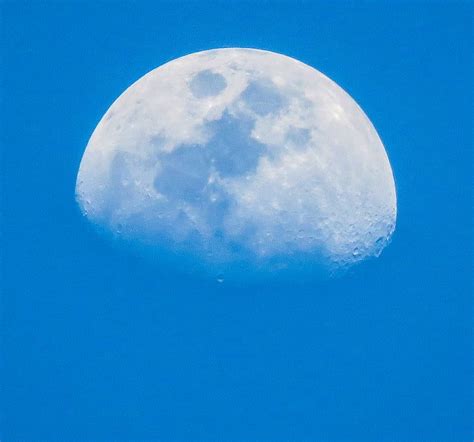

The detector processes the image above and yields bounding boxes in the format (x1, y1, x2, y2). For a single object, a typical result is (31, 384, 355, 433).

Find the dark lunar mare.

(153, 111, 269, 233)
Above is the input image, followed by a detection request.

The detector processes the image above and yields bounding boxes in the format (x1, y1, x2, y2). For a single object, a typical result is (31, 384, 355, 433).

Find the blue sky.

(1, 1, 472, 440)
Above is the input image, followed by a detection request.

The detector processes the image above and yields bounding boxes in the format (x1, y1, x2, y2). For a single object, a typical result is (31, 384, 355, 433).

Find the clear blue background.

(1, 1, 472, 440)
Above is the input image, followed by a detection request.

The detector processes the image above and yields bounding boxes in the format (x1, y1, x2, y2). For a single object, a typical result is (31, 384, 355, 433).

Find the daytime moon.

(76, 48, 396, 276)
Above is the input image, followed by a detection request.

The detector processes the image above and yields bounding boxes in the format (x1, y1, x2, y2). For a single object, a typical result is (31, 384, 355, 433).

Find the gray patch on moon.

(154, 145, 210, 202)
(154, 111, 268, 199)
(205, 112, 266, 178)
(241, 79, 287, 116)
(153, 111, 268, 231)
(189, 70, 227, 98)
(286, 127, 311, 148)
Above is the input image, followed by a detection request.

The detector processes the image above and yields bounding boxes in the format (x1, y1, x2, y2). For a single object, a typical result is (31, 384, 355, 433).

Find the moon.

(76, 48, 396, 277)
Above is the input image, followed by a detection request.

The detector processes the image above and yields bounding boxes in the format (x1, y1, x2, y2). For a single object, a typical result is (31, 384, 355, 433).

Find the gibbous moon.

(76, 48, 396, 277)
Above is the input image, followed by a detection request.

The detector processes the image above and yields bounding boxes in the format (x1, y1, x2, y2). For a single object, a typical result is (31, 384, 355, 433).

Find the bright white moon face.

(76, 48, 396, 277)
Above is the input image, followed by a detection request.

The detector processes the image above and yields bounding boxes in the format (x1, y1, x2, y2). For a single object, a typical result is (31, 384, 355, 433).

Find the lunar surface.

(76, 48, 396, 276)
